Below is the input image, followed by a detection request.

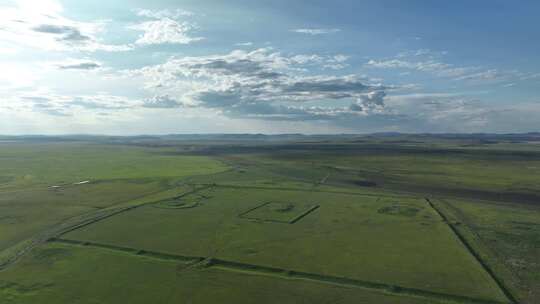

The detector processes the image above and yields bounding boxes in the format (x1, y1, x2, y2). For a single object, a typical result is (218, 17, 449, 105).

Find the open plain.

(1, 134, 539, 304)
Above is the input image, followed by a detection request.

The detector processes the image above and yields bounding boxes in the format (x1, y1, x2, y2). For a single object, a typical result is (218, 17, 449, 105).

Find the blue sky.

(1, 0, 539, 134)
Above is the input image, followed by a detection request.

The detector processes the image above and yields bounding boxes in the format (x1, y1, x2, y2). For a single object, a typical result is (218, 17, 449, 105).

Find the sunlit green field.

(62, 187, 505, 301)
(436, 198, 540, 303)
(0, 143, 228, 190)
(1, 137, 539, 304)
(255, 149, 540, 198)
(0, 242, 442, 304)
(0, 142, 228, 270)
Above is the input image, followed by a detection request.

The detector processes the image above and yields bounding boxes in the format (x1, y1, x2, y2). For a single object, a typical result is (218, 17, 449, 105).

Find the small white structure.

(73, 180, 90, 185)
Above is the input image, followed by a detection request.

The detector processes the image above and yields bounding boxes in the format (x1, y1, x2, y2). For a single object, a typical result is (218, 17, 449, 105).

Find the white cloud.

(0, 0, 132, 52)
(367, 59, 415, 69)
(397, 48, 448, 58)
(366, 59, 457, 75)
(121, 48, 390, 121)
(129, 9, 203, 45)
(235, 42, 253, 46)
(291, 28, 341, 35)
(128, 18, 203, 45)
(135, 8, 194, 19)
(453, 69, 504, 82)
(366, 54, 531, 85)
(381, 93, 529, 132)
(2, 90, 141, 117)
(367, 49, 540, 87)
(519, 73, 540, 81)
(51, 58, 102, 70)
(142, 95, 183, 108)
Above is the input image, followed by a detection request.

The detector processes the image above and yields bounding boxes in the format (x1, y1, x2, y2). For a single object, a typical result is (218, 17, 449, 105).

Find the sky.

(0, 0, 539, 134)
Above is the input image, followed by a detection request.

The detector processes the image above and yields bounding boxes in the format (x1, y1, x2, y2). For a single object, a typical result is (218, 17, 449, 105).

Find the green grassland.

(62, 187, 506, 301)
(239, 201, 319, 223)
(433, 198, 540, 303)
(0, 142, 228, 190)
(0, 179, 176, 253)
(1, 136, 539, 303)
(0, 141, 228, 270)
(0, 242, 443, 304)
(252, 149, 540, 201)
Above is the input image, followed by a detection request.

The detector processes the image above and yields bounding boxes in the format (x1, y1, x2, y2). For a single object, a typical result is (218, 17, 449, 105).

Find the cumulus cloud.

(347, 91, 387, 114)
(360, 90, 386, 107)
(195, 90, 380, 121)
(0, 0, 132, 52)
(292, 28, 341, 35)
(128, 19, 203, 45)
(129, 8, 203, 45)
(124, 48, 390, 121)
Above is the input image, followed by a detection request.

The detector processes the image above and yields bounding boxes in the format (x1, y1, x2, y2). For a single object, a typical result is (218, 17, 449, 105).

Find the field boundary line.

(437, 198, 524, 292)
(238, 202, 319, 224)
(238, 202, 273, 218)
(288, 205, 319, 224)
(51, 238, 205, 263)
(51, 238, 506, 304)
(425, 198, 518, 304)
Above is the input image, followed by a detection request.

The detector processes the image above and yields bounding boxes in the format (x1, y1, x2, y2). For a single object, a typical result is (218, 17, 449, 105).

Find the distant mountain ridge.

(1, 132, 540, 143)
